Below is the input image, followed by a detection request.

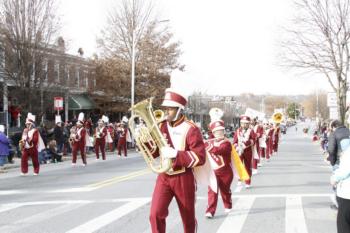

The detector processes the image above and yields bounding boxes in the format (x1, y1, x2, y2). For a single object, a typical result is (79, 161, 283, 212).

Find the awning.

(69, 94, 95, 110)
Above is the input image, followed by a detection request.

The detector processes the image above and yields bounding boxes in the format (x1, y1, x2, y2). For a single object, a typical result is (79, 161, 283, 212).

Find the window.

(54, 63, 59, 83)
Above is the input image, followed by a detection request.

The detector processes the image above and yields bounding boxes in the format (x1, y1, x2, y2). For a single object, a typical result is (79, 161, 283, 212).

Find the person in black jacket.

(327, 119, 350, 210)
(327, 120, 350, 166)
(53, 119, 64, 154)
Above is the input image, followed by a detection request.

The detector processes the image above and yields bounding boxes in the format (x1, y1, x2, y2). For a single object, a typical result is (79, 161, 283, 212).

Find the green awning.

(69, 94, 95, 110)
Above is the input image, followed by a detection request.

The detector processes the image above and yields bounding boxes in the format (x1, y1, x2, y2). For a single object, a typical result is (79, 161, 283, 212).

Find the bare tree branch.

(279, 0, 350, 122)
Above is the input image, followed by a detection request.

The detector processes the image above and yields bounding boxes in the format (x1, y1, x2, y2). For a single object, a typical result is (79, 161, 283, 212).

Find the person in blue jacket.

(0, 125, 9, 166)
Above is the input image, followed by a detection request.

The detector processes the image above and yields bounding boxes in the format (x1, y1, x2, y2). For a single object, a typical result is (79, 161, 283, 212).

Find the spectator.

(47, 140, 62, 163)
(7, 137, 15, 164)
(9, 105, 21, 127)
(327, 120, 350, 166)
(11, 131, 22, 158)
(330, 138, 350, 233)
(53, 116, 64, 154)
(320, 127, 329, 154)
(0, 125, 9, 166)
(62, 122, 71, 155)
(312, 131, 319, 142)
(327, 119, 350, 210)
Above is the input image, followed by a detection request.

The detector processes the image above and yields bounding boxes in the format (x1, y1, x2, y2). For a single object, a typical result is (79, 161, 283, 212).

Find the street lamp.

(130, 19, 170, 110)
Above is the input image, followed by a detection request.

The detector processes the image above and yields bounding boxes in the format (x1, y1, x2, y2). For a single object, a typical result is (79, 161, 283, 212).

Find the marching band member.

(252, 118, 264, 174)
(259, 119, 268, 161)
(267, 121, 275, 159)
(273, 122, 281, 154)
(94, 115, 108, 160)
(71, 112, 87, 166)
(20, 113, 45, 175)
(117, 116, 129, 157)
(233, 115, 256, 188)
(149, 88, 206, 233)
(107, 123, 115, 151)
(205, 108, 233, 218)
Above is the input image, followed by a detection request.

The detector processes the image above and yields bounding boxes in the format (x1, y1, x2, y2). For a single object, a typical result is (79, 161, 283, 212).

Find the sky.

(58, 0, 332, 97)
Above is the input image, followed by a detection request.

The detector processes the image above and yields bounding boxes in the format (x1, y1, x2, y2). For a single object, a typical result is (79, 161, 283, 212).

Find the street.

(0, 124, 336, 233)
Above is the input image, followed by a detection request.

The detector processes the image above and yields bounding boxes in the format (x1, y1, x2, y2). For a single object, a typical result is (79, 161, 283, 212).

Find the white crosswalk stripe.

(216, 196, 255, 233)
(66, 199, 149, 233)
(0, 203, 88, 232)
(0, 194, 335, 233)
(285, 196, 308, 233)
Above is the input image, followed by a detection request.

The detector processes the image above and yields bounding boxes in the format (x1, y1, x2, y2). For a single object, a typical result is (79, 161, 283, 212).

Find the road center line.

(86, 169, 151, 189)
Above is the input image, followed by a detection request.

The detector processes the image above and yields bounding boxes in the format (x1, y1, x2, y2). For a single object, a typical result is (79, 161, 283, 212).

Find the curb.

(0, 149, 138, 172)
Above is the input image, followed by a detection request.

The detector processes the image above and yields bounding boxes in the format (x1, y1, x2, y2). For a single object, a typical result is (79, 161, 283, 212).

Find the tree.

(301, 90, 329, 119)
(287, 102, 300, 120)
(0, 0, 61, 113)
(280, 0, 350, 124)
(263, 96, 288, 116)
(97, 0, 183, 109)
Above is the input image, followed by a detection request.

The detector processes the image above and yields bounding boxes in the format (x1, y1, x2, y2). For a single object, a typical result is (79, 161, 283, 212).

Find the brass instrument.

(153, 109, 165, 123)
(19, 139, 25, 151)
(272, 112, 283, 124)
(69, 135, 75, 146)
(129, 98, 172, 174)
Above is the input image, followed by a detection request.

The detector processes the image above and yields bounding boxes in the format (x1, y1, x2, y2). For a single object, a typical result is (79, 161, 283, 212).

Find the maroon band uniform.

(117, 125, 128, 157)
(94, 126, 107, 160)
(252, 123, 264, 169)
(72, 126, 87, 165)
(205, 138, 233, 216)
(149, 88, 206, 233)
(150, 116, 206, 233)
(273, 125, 280, 153)
(21, 127, 40, 174)
(233, 116, 256, 185)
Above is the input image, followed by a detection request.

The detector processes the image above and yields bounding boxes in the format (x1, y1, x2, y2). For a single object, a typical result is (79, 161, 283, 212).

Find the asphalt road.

(0, 122, 336, 233)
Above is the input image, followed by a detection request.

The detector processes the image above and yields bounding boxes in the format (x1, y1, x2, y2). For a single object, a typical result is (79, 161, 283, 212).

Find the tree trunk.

(337, 79, 347, 124)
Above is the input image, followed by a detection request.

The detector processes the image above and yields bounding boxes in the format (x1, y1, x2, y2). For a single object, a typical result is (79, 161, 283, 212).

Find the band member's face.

(25, 123, 32, 129)
(241, 122, 249, 129)
(164, 107, 179, 122)
(213, 130, 224, 139)
(98, 122, 103, 127)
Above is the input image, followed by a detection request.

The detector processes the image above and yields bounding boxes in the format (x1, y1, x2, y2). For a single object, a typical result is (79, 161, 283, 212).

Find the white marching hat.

(122, 116, 128, 123)
(77, 112, 84, 125)
(102, 115, 109, 124)
(55, 115, 62, 124)
(209, 108, 225, 132)
(25, 113, 36, 124)
(161, 88, 188, 109)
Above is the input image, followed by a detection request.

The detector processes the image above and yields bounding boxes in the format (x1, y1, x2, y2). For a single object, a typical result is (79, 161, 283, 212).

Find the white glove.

(239, 142, 246, 150)
(330, 175, 337, 187)
(160, 146, 178, 159)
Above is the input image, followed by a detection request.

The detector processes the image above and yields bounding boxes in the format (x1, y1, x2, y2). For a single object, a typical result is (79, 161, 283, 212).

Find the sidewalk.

(0, 149, 139, 173)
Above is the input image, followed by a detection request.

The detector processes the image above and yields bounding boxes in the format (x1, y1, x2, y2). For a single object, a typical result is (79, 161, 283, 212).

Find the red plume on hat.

(209, 108, 225, 132)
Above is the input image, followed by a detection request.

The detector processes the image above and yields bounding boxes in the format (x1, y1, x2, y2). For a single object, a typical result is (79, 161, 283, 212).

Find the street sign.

(329, 107, 339, 120)
(327, 92, 337, 107)
(54, 97, 64, 111)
